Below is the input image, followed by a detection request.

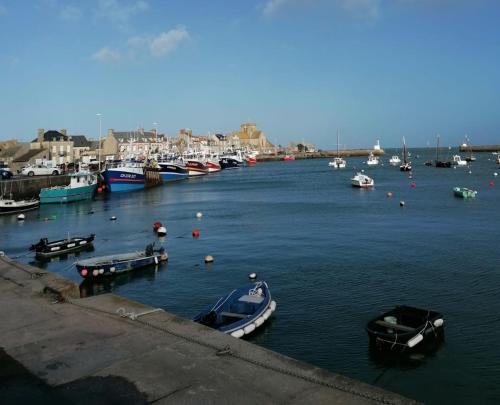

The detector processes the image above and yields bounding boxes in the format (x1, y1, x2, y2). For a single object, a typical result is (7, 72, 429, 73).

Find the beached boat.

(39, 171, 97, 204)
(400, 137, 412, 172)
(30, 234, 95, 258)
(193, 281, 276, 338)
(366, 153, 379, 166)
(366, 305, 444, 352)
(0, 198, 39, 215)
(451, 155, 467, 166)
(102, 161, 145, 192)
(351, 172, 374, 188)
(329, 130, 346, 168)
(389, 155, 401, 166)
(453, 187, 477, 198)
(76, 244, 168, 278)
(283, 155, 295, 161)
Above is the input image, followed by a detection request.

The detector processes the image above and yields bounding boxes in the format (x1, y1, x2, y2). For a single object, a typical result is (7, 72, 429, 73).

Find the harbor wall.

(258, 149, 385, 162)
(0, 175, 70, 200)
(459, 145, 500, 152)
(0, 255, 415, 404)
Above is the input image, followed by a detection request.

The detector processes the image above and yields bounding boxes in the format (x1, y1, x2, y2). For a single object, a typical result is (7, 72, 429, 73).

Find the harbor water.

(1, 149, 499, 404)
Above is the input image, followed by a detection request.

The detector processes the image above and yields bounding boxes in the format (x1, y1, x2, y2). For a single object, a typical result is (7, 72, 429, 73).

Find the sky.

(1, 0, 499, 149)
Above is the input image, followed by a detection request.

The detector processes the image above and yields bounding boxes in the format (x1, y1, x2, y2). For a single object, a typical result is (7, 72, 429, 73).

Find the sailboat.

(400, 137, 412, 171)
(435, 134, 451, 168)
(328, 130, 346, 168)
(464, 135, 476, 162)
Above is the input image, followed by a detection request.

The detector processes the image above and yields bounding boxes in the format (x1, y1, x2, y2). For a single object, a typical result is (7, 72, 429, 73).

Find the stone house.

(229, 123, 274, 152)
(102, 128, 170, 160)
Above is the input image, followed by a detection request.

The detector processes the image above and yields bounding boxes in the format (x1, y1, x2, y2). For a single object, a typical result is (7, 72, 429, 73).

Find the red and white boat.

(245, 156, 257, 165)
(283, 155, 295, 161)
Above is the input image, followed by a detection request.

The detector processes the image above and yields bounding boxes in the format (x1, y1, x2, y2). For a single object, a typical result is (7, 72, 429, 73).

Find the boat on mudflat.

(102, 161, 145, 192)
(366, 305, 444, 352)
(453, 187, 477, 199)
(76, 244, 167, 278)
(193, 281, 276, 338)
(351, 172, 374, 188)
(0, 198, 39, 215)
(39, 171, 97, 204)
(30, 234, 95, 258)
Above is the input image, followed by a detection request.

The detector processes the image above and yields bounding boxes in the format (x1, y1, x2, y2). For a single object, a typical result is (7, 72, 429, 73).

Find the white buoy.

(204, 255, 214, 263)
(248, 272, 257, 280)
(17, 214, 25, 221)
(110, 216, 117, 221)
(494, 172, 498, 177)
(400, 201, 405, 207)
(196, 212, 203, 219)
(157, 226, 167, 236)
(469, 170, 472, 174)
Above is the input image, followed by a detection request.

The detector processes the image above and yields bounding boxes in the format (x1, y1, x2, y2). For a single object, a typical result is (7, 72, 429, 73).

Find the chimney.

(37, 128, 44, 145)
(60, 129, 67, 136)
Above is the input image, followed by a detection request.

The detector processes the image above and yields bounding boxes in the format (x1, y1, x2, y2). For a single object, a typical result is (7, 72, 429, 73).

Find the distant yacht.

(366, 152, 379, 166)
(329, 130, 346, 169)
(352, 172, 374, 188)
(389, 155, 401, 166)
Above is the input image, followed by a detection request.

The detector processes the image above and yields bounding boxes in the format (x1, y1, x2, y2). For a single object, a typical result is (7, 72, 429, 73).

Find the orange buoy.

(192, 228, 200, 238)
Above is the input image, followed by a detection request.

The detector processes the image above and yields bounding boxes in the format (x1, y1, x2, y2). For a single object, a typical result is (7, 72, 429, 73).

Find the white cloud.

(128, 26, 190, 58)
(96, 0, 149, 29)
(263, 0, 289, 16)
(91, 47, 121, 63)
(60, 5, 82, 21)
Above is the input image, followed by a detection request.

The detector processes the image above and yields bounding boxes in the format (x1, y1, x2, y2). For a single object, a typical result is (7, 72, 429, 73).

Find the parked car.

(21, 165, 60, 176)
(0, 168, 13, 180)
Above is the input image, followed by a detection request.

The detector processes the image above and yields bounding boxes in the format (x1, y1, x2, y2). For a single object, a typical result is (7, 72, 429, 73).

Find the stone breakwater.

(257, 149, 384, 161)
(0, 255, 416, 405)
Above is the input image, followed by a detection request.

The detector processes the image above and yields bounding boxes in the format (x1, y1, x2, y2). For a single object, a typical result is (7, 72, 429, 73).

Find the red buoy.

(192, 228, 200, 238)
(410, 182, 416, 189)
(97, 187, 103, 193)
(489, 181, 494, 187)
(153, 221, 162, 231)
(81, 268, 88, 277)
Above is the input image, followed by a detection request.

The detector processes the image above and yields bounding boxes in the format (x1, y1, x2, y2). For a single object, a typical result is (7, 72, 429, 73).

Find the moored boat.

(30, 234, 95, 258)
(0, 198, 39, 215)
(453, 187, 477, 198)
(366, 305, 444, 352)
(205, 158, 222, 173)
(351, 172, 374, 188)
(102, 161, 145, 192)
(366, 152, 379, 166)
(219, 157, 241, 169)
(184, 159, 209, 176)
(193, 281, 276, 338)
(389, 155, 401, 166)
(283, 155, 295, 161)
(399, 137, 412, 171)
(158, 161, 188, 182)
(328, 130, 346, 168)
(451, 155, 467, 166)
(39, 171, 97, 204)
(435, 135, 452, 168)
(76, 243, 167, 278)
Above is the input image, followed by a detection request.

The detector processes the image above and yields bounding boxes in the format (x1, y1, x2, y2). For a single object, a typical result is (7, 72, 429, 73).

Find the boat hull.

(219, 158, 241, 169)
(185, 161, 208, 176)
(31, 234, 95, 258)
(102, 168, 145, 192)
(39, 184, 97, 204)
(158, 163, 188, 182)
(0, 200, 39, 215)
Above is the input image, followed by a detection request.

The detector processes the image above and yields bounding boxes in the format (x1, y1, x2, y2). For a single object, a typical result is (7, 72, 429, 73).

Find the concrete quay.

(0, 255, 416, 404)
(0, 175, 70, 200)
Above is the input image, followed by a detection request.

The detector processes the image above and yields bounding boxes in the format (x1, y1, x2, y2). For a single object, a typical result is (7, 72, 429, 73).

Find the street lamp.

(96, 113, 102, 170)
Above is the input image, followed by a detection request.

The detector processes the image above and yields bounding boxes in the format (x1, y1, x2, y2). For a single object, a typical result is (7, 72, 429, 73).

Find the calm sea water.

(1, 148, 499, 404)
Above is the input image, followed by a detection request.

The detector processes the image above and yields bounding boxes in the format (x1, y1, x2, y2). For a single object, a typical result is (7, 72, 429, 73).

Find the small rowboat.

(30, 234, 95, 258)
(453, 187, 477, 199)
(76, 244, 167, 278)
(366, 305, 444, 352)
(193, 281, 276, 338)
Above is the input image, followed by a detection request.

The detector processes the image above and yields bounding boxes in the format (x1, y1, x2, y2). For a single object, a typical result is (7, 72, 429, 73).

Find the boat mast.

(337, 129, 340, 158)
(402, 136, 407, 164)
(436, 134, 440, 162)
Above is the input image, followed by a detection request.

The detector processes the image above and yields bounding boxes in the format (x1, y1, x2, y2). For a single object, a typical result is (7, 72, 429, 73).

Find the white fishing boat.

(351, 172, 374, 188)
(451, 155, 467, 166)
(0, 197, 39, 215)
(366, 153, 379, 166)
(389, 155, 401, 166)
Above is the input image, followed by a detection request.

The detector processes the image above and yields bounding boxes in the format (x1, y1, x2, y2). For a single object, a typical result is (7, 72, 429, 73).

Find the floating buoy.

(387, 192, 393, 198)
(248, 272, 257, 280)
(408, 175, 413, 179)
(494, 172, 498, 177)
(17, 214, 25, 221)
(400, 200, 405, 207)
(110, 216, 117, 221)
(157, 226, 167, 236)
(489, 181, 494, 187)
(204, 255, 214, 263)
(97, 187, 103, 193)
(468, 170, 472, 174)
(410, 182, 416, 189)
(81, 269, 88, 277)
(153, 221, 162, 231)
(192, 228, 200, 238)
(196, 212, 203, 219)
(92, 269, 99, 276)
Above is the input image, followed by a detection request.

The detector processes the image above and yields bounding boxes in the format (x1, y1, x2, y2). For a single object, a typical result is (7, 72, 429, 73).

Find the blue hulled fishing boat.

(102, 161, 145, 192)
(158, 161, 189, 182)
(193, 281, 276, 338)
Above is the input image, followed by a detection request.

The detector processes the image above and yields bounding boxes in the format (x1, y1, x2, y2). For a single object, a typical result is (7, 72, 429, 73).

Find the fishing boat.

(204, 156, 222, 173)
(193, 281, 276, 338)
(30, 234, 95, 258)
(102, 160, 145, 192)
(220, 149, 245, 165)
(283, 155, 295, 161)
(351, 172, 374, 188)
(435, 135, 452, 168)
(400, 137, 412, 171)
(76, 243, 168, 278)
(366, 153, 379, 166)
(245, 155, 257, 165)
(328, 130, 346, 168)
(39, 171, 97, 204)
(451, 155, 467, 166)
(158, 161, 188, 182)
(184, 159, 209, 176)
(365, 305, 444, 352)
(496, 155, 500, 164)
(0, 197, 39, 215)
(453, 187, 477, 198)
(219, 157, 241, 169)
(389, 155, 401, 166)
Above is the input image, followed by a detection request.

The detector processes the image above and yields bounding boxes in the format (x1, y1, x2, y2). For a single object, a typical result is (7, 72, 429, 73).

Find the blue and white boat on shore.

(193, 281, 276, 338)
(102, 161, 145, 192)
(39, 171, 97, 204)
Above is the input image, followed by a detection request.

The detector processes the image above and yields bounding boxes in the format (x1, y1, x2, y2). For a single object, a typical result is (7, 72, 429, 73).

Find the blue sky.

(1, 0, 499, 148)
